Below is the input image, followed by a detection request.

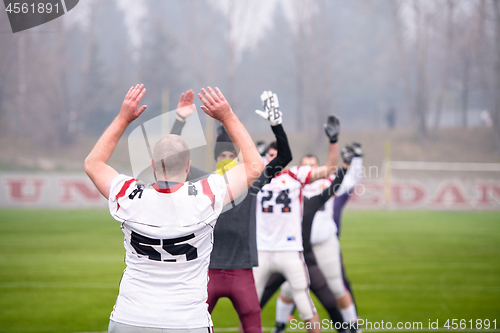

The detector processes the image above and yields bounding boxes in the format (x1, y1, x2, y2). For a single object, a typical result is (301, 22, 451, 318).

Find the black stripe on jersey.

(163, 233, 195, 245)
(131, 231, 160, 245)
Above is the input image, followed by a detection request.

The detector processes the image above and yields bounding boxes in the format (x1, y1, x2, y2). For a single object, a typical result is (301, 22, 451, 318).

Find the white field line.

(0, 282, 117, 289)
(216, 329, 500, 333)
(73, 327, 500, 333)
(353, 284, 500, 292)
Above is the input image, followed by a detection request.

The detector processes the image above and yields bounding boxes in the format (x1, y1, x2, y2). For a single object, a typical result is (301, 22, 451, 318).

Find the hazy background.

(0, 3, 498, 331)
(1, 0, 500, 175)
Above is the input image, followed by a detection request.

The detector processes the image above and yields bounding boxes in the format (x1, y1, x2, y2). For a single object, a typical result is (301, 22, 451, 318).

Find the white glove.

(255, 90, 282, 126)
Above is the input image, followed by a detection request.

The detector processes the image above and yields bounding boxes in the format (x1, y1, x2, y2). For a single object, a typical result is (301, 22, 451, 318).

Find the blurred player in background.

(84, 85, 264, 332)
(171, 90, 293, 333)
(256, 140, 268, 162)
(333, 143, 363, 306)
(261, 144, 364, 333)
(253, 107, 341, 333)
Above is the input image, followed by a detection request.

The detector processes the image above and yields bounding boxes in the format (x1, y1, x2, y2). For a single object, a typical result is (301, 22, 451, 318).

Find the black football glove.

(341, 145, 355, 165)
(256, 141, 268, 157)
(351, 142, 363, 157)
(324, 115, 340, 144)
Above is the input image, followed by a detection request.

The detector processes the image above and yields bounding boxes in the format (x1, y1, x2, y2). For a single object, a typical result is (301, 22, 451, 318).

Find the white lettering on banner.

(0, 173, 499, 209)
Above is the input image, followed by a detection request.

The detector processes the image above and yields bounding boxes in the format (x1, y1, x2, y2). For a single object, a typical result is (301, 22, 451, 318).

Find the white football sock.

(276, 297, 295, 324)
(340, 304, 357, 323)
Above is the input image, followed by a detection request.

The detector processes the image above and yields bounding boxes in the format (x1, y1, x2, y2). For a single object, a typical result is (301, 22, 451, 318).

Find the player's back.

(108, 174, 227, 329)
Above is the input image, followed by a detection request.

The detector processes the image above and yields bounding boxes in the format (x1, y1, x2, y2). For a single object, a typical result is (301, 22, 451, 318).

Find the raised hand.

(176, 89, 196, 120)
(119, 84, 147, 123)
(351, 142, 363, 157)
(198, 87, 233, 123)
(255, 90, 282, 126)
(324, 115, 340, 144)
(341, 145, 355, 165)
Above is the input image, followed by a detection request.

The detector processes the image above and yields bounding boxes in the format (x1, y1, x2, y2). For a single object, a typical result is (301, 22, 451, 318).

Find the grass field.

(0, 209, 498, 333)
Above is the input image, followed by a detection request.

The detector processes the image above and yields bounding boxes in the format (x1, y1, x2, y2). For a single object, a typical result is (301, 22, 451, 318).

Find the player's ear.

(150, 158, 156, 172)
(186, 160, 191, 174)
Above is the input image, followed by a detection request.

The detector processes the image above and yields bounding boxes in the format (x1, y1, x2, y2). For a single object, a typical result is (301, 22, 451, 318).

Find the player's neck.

(156, 174, 187, 184)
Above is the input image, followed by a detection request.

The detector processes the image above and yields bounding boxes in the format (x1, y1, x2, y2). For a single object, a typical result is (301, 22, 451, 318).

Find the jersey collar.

(153, 181, 183, 193)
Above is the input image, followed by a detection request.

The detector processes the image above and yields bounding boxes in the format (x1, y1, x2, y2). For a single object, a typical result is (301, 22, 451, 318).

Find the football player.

(261, 144, 364, 333)
(253, 107, 341, 333)
(171, 90, 293, 333)
(84, 85, 264, 332)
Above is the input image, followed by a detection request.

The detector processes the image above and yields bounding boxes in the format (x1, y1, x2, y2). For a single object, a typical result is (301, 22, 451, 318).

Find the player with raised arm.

(168, 89, 293, 333)
(169, 89, 209, 181)
(84, 84, 264, 332)
(261, 144, 364, 333)
(331, 143, 364, 308)
(253, 108, 341, 333)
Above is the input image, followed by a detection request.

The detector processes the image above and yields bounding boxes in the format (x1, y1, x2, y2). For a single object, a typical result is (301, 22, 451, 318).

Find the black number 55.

(130, 231, 198, 262)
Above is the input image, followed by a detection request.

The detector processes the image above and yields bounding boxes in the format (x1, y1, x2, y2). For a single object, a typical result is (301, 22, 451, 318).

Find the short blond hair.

(152, 134, 190, 179)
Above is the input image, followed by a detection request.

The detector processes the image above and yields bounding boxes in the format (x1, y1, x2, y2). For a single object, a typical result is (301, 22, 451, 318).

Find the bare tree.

(413, 0, 431, 141)
(391, 1, 414, 132)
(290, 0, 316, 133)
(493, 0, 500, 151)
(431, 0, 454, 135)
(0, 20, 19, 139)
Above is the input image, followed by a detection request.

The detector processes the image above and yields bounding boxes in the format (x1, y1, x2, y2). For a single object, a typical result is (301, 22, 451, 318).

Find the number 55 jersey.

(107, 174, 227, 329)
(256, 165, 312, 252)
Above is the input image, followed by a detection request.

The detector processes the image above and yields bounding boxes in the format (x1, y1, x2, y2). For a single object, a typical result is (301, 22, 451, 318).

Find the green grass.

(0, 210, 499, 332)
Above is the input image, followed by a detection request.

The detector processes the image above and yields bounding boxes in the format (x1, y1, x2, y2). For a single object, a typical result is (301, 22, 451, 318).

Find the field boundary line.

(0, 282, 118, 289)
(71, 327, 500, 333)
(71, 329, 500, 333)
(354, 284, 500, 292)
(213, 329, 500, 333)
(5, 282, 497, 291)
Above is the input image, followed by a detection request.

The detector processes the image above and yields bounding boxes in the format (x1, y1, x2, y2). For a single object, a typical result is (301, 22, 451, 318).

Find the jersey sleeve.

(108, 174, 138, 214)
(335, 157, 363, 196)
(170, 118, 185, 135)
(288, 165, 312, 186)
(250, 124, 293, 193)
(202, 174, 228, 215)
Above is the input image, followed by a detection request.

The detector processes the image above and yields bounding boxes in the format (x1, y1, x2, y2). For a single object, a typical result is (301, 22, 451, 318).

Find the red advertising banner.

(1, 173, 499, 210)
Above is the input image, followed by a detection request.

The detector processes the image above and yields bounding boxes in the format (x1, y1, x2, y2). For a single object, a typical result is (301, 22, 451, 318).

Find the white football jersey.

(335, 157, 363, 197)
(256, 165, 311, 251)
(107, 174, 227, 329)
(308, 157, 363, 245)
(303, 176, 337, 245)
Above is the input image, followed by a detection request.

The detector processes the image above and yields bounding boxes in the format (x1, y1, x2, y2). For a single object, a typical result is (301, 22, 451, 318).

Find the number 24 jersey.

(256, 165, 312, 252)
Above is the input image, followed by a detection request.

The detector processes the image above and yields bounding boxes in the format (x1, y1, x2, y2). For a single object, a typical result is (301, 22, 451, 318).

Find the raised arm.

(336, 143, 363, 196)
(313, 166, 347, 210)
(301, 167, 347, 262)
(263, 125, 292, 175)
(84, 84, 147, 199)
(309, 115, 340, 183)
(252, 91, 292, 191)
(198, 87, 264, 206)
(170, 89, 195, 135)
(169, 89, 208, 181)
